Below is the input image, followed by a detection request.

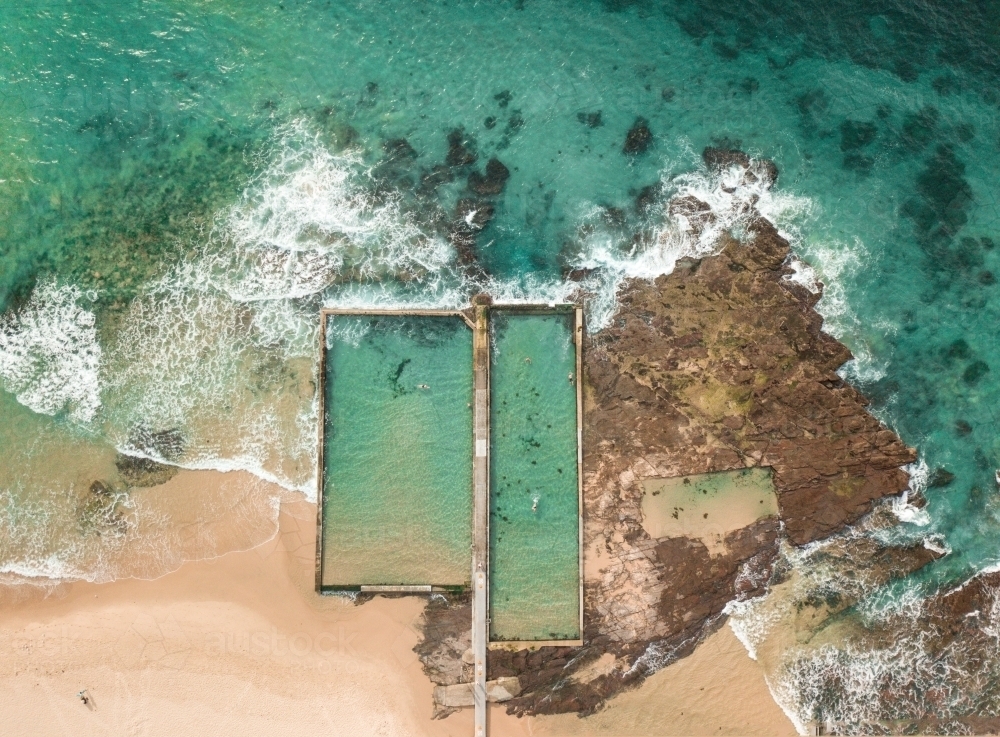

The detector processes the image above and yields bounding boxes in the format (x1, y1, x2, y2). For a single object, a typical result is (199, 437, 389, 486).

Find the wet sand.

(641, 470, 779, 555)
(0, 470, 794, 736)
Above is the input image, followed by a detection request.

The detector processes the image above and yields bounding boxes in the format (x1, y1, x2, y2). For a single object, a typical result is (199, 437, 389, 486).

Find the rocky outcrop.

(468, 158, 510, 196)
(445, 128, 477, 168)
(590, 232, 916, 547)
(623, 117, 653, 155)
(414, 148, 926, 718)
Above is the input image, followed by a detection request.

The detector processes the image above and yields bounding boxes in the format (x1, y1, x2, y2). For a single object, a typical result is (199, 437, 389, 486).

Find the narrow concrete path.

(472, 304, 490, 737)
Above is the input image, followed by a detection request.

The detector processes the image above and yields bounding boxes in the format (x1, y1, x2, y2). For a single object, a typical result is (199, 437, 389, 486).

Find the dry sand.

(0, 470, 795, 736)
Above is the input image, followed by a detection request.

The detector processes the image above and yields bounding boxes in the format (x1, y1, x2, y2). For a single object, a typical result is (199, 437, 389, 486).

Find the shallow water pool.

(489, 309, 581, 641)
(320, 314, 473, 588)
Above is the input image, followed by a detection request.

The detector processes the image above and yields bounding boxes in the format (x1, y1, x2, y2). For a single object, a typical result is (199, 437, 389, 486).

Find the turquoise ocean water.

(3, 0, 1000, 726)
(489, 311, 580, 641)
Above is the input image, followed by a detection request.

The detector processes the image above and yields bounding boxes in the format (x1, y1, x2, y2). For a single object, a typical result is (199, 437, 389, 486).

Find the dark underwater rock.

(929, 467, 956, 487)
(445, 128, 477, 168)
(454, 198, 495, 231)
(419, 164, 455, 195)
(622, 117, 653, 155)
(467, 158, 510, 196)
(115, 454, 179, 488)
(963, 360, 989, 385)
(634, 183, 662, 215)
(840, 119, 878, 151)
(128, 426, 184, 460)
(382, 137, 417, 161)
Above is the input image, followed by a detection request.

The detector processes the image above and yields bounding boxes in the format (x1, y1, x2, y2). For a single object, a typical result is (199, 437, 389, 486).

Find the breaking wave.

(0, 281, 102, 424)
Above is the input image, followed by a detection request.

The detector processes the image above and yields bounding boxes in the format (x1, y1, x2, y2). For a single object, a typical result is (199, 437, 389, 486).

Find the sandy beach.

(0, 470, 795, 736)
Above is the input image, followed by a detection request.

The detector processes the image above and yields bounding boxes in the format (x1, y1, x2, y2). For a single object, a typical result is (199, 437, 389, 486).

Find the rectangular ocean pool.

(489, 308, 581, 641)
(318, 313, 473, 589)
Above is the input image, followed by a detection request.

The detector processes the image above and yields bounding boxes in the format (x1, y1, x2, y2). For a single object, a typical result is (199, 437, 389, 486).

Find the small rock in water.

(468, 158, 510, 196)
(89, 480, 113, 496)
(576, 111, 602, 128)
(565, 267, 596, 282)
(928, 468, 956, 487)
(623, 117, 653, 155)
(446, 128, 477, 167)
(634, 183, 662, 214)
(494, 90, 512, 108)
(115, 454, 179, 488)
(382, 138, 417, 162)
(702, 146, 751, 172)
(455, 198, 495, 231)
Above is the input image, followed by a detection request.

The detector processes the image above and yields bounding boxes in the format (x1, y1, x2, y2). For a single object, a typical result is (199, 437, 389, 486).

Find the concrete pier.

(471, 304, 490, 737)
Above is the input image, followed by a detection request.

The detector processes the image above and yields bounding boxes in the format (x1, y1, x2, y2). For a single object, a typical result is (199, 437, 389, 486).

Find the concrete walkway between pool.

(472, 303, 490, 737)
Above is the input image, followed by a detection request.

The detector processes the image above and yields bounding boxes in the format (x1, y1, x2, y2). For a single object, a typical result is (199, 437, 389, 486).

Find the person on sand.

(77, 690, 90, 707)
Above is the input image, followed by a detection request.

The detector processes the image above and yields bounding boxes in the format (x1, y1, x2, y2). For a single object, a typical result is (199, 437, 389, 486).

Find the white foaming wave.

(725, 597, 780, 662)
(96, 121, 470, 498)
(572, 160, 813, 330)
(769, 619, 993, 732)
(794, 235, 890, 386)
(784, 257, 821, 293)
(891, 458, 932, 527)
(102, 280, 318, 496)
(211, 119, 455, 303)
(0, 280, 102, 424)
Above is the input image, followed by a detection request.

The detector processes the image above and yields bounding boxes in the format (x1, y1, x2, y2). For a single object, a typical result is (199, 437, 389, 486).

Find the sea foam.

(0, 280, 102, 424)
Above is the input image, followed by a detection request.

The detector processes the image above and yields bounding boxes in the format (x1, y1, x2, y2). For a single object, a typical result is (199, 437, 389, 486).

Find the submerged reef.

(416, 149, 934, 719)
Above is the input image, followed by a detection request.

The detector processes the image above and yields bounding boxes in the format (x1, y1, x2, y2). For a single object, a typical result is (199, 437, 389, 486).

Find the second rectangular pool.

(489, 308, 581, 642)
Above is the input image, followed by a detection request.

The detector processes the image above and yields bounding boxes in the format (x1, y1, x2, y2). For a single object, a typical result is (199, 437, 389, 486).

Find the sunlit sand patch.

(640, 468, 778, 554)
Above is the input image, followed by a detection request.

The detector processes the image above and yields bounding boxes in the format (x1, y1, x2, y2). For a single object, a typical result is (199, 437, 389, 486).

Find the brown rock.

(623, 117, 653, 155)
(467, 158, 510, 196)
